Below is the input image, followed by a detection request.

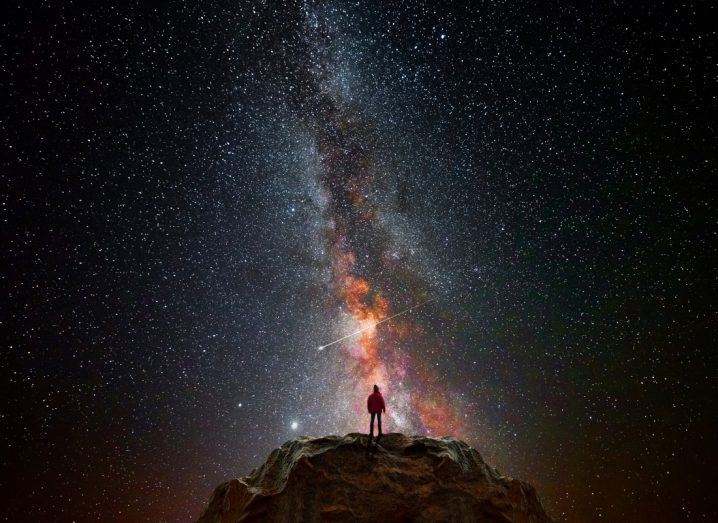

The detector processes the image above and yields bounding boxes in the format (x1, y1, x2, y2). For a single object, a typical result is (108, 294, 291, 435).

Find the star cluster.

(2, 1, 714, 521)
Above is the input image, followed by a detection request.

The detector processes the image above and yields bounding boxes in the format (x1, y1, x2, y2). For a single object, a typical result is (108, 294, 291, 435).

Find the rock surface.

(196, 433, 553, 522)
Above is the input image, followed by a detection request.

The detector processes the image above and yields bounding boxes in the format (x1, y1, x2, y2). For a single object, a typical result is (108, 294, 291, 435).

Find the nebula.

(294, 11, 466, 438)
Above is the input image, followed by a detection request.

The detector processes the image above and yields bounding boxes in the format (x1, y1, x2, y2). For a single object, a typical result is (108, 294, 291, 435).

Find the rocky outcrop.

(197, 433, 553, 522)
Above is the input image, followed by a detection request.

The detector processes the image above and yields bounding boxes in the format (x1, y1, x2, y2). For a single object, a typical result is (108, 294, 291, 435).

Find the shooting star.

(317, 297, 438, 350)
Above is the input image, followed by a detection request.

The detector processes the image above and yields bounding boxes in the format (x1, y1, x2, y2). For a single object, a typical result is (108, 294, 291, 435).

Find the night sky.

(2, 1, 715, 521)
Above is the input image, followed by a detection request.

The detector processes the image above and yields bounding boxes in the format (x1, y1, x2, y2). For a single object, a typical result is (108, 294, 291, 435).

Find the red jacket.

(367, 391, 386, 414)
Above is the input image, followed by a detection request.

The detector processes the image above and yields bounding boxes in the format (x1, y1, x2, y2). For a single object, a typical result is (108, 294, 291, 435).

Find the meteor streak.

(317, 297, 437, 350)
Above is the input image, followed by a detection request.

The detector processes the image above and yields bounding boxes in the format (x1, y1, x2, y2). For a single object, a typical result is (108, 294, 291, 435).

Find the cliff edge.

(197, 432, 553, 522)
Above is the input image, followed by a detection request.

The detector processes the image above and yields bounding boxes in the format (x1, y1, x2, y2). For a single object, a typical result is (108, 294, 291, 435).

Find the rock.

(196, 433, 553, 522)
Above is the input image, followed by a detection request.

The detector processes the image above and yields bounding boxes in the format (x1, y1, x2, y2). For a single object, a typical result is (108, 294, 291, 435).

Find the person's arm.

(381, 396, 386, 413)
(367, 396, 371, 413)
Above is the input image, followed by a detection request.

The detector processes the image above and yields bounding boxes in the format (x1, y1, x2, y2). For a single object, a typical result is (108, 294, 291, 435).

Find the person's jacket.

(367, 391, 386, 414)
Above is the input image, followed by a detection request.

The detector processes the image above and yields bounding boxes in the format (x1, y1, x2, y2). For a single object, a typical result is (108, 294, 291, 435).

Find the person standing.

(367, 384, 386, 442)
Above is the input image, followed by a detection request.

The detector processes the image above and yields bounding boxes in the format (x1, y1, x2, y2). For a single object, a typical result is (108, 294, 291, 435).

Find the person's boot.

(376, 432, 383, 443)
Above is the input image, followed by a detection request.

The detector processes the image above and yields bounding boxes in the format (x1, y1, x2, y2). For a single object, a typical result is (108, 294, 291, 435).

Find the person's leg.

(369, 412, 375, 438)
(377, 412, 382, 439)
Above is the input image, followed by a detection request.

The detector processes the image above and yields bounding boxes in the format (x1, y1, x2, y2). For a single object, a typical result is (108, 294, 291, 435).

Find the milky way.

(295, 7, 467, 438)
(3, 1, 714, 522)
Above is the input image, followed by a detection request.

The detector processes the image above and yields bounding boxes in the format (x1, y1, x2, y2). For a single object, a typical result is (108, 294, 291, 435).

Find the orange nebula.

(328, 245, 466, 438)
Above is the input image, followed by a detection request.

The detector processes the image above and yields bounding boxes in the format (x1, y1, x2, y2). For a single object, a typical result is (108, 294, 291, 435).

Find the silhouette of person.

(367, 384, 386, 442)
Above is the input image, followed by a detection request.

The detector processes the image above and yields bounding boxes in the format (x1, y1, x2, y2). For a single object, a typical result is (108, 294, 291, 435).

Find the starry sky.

(2, 1, 715, 521)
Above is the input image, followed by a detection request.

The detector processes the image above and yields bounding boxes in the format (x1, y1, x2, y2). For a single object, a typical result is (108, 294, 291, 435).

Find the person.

(367, 384, 386, 442)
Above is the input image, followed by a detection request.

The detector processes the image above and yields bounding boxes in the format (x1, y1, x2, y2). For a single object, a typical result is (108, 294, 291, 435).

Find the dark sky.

(2, 1, 715, 521)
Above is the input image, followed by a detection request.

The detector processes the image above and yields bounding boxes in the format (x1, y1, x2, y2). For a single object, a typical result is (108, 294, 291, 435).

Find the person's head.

(373, 384, 379, 393)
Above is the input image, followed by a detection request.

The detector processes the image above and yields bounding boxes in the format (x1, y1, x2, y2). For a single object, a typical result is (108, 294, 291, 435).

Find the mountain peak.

(197, 433, 553, 522)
